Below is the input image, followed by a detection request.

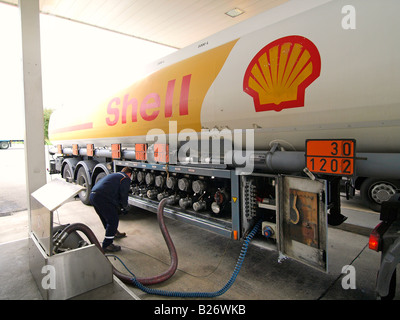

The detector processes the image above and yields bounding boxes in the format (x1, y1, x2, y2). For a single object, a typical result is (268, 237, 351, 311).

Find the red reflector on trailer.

(369, 233, 380, 251)
(369, 222, 383, 251)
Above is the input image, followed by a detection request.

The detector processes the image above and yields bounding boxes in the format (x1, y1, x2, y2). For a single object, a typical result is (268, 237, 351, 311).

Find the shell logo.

(243, 35, 321, 112)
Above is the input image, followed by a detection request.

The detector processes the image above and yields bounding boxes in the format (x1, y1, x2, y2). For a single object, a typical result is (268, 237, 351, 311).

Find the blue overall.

(89, 172, 131, 248)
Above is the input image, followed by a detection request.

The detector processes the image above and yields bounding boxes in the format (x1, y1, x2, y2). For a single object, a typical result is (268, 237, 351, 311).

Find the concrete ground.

(1, 198, 398, 301)
(1, 145, 399, 302)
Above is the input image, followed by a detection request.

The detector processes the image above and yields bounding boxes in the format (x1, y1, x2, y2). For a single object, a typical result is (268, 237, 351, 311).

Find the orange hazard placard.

(305, 139, 356, 176)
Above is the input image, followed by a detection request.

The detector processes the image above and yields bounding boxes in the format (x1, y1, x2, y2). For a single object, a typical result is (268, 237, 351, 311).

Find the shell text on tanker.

(106, 74, 191, 126)
(243, 35, 321, 112)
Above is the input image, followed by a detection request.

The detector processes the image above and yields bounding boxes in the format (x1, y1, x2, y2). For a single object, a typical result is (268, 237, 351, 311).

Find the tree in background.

(43, 108, 53, 144)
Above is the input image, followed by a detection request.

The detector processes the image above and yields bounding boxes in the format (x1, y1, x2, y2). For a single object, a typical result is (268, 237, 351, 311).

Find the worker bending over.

(89, 167, 132, 252)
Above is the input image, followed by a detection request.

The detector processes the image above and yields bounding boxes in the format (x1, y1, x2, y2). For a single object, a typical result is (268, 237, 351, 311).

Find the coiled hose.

(54, 197, 178, 286)
(55, 198, 261, 297)
(115, 197, 178, 285)
(111, 219, 262, 298)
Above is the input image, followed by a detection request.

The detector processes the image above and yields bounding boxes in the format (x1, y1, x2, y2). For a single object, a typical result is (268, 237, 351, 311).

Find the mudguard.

(74, 160, 98, 187)
(376, 236, 400, 297)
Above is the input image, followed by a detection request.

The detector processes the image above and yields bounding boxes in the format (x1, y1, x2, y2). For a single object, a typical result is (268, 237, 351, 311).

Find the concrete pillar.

(19, 0, 47, 213)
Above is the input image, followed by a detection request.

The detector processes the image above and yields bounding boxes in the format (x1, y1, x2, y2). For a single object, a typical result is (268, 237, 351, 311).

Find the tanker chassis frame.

(49, 143, 333, 273)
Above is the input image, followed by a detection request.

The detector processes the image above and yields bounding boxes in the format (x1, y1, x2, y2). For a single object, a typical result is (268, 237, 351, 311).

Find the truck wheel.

(360, 178, 400, 212)
(76, 167, 91, 205)
(94, 171, 107, 184)
(62, 163, 73, 182)
(0, 141, 10, 149)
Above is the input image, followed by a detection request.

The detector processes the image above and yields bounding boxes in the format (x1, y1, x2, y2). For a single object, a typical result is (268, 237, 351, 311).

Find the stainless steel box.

(29, 178, 113, 300)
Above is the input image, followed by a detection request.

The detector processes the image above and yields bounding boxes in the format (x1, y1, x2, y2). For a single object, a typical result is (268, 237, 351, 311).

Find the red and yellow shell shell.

(243, 35, 321, 112)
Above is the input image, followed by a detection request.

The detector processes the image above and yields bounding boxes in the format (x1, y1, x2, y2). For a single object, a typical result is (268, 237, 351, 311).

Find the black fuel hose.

(56, 197, 178, 286)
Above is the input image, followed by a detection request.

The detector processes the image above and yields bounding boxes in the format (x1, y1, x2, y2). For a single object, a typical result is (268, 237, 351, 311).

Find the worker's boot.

(103, 243, 121, 252)
(115, 230, 127, 239)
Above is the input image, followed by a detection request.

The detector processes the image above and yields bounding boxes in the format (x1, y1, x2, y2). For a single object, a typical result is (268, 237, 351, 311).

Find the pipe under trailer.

(49, 138, 356, 273)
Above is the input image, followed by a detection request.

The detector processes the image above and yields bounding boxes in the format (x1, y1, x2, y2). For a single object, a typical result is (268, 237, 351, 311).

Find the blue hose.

(110, 220, 262, 298)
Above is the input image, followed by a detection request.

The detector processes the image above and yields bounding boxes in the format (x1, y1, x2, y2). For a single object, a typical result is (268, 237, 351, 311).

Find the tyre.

(62, 163, 73, 182)
(94, 171, 107, 185)
(0, 141, 10, 149)
(360, 178, 400, 212)
(76, 167, 91, 205)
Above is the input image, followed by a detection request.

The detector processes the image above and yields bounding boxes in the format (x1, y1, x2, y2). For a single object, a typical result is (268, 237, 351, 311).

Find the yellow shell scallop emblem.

(243, 35, 321, 112)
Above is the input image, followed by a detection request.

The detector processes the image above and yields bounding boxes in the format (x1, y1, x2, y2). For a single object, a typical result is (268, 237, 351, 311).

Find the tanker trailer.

(48, 0, 400, 272)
